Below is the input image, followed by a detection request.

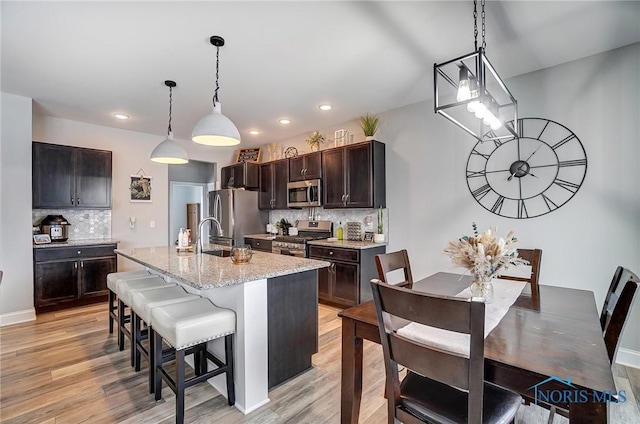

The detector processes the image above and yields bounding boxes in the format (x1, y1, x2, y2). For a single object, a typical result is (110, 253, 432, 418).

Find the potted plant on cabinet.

(360, 113, 380, 141)
(305, 130, 325, 152)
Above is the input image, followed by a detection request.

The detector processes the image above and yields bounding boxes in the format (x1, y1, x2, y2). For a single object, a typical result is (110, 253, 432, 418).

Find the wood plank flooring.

(1, 302, 639, 423)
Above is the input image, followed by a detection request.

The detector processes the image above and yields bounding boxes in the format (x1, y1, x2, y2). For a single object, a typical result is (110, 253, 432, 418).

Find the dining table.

(339, 272, 617, 424)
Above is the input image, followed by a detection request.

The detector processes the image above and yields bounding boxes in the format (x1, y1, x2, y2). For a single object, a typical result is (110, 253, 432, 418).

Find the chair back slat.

(375, 250, 414, 288)
(500, 248, 542, 298)
(601, 266, 637, 331)
(604, 276, 639, 363)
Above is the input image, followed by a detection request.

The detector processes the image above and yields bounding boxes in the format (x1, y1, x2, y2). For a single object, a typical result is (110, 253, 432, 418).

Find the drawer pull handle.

(77, 251, 82, 255)
(329, 251, 333, 255)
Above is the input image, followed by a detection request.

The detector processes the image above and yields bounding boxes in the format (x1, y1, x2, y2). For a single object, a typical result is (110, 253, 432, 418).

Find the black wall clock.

(466, 118, 587, 219)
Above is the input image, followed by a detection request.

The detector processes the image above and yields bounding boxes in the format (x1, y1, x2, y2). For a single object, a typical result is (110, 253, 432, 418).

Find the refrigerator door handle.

(215, 194, 223, 235)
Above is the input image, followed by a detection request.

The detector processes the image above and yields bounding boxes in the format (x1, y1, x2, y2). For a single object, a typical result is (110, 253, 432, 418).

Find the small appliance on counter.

(39, 215, 71, 242)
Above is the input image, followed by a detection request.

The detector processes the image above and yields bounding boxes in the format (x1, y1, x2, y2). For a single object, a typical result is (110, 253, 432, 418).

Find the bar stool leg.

(148, 327, 155, 394)
(118, 299, 126, 351)
(154, 331, 163, 401)
(225, 334, 235, 406)
(133, 312, 141, 370)
(108, 290, 115, 334)
(176, 349, 186, 424)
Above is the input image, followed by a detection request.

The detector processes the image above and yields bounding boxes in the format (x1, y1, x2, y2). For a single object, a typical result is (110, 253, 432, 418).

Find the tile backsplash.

(32, 209, 112, 240)
(269, 208, 389, 240)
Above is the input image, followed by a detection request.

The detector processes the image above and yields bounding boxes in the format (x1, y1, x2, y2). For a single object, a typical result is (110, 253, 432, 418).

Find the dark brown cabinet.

(244, 237, 272, 252)
(221, 162, 259, 190)
(322, 140, 385, 209)
(289, 151, 321, 182)
(308, 244, 386, 308)
(259, 159, 289, 210)
(32, 142, 112, 209)
(33, 244, 117, 312)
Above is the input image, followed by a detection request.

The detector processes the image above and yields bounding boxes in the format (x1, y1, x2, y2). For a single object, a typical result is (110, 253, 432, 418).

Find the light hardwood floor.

(1, 303, 639, 423)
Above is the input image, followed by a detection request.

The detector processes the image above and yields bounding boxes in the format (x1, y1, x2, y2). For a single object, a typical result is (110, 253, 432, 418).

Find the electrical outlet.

(149, 220, 156, 228)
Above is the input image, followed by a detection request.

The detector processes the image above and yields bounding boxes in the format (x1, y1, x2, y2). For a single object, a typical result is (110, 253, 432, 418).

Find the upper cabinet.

(221, 162, 259, 190)
(33, 142, 112, 209)
(289, 151, 321, 182)
(322, 140, 385, 209)
(259, 159, 289, 210)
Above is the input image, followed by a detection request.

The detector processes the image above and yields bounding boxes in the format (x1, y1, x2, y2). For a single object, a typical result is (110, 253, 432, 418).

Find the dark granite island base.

(115, 246, 329, 414)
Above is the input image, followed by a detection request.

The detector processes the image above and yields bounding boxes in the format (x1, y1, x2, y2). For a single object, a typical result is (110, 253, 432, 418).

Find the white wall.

(0, 93, 35, 325)
(279, 43, 640, 360)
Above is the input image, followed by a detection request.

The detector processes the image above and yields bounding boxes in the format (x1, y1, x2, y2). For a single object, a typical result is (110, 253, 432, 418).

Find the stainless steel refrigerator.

(208, 188, 267, 246)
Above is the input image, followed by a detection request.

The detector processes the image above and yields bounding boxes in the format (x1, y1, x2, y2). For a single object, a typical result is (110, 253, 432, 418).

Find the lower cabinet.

(33, 244, 117, 312)
(309, 244, 386, 308)
(244, 237, 273, 253)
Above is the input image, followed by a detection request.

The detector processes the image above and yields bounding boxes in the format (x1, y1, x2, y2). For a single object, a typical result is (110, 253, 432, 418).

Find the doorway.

(168, 182, 208, 246)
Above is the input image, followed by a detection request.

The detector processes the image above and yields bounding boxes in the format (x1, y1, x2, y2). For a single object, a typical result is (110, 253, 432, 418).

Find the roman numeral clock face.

(466, 118, 587, 219)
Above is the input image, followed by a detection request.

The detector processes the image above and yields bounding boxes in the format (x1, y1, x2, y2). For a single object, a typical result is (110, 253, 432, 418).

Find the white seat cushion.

(151, 298, 236, 350)
(107, 269, 150, 292)
(130, 286, 199, 324)
(117, 276, 174, 305)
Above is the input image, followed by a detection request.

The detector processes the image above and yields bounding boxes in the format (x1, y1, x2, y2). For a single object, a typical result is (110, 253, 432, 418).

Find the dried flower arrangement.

(305, 131, 325, 150)
(444, 223, 529, 281)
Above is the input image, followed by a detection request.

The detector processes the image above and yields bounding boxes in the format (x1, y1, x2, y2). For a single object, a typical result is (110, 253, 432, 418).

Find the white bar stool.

(129, 285, 199, 392)
(107, 270, 150, 348)
(151, 298, 236, 424)
(116, 276, 175, 361)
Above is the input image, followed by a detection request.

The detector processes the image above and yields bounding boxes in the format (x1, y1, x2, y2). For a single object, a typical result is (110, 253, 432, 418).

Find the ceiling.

(3, 1, 639, 146)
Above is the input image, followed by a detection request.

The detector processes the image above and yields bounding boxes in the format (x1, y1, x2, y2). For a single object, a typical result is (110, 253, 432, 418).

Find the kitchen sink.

(203, 249, 231, 257)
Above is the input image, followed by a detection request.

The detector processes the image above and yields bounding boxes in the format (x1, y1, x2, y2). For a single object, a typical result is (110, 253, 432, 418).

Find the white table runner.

(396, 278, 527, 357)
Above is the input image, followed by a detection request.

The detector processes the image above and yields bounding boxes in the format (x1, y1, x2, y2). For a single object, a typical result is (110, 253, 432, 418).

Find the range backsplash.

(269, 208, 389, 241)
(33, 209, 112, 240)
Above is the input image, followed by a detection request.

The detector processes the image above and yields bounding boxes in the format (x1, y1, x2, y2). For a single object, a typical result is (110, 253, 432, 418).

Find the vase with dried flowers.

(305, 130, 325, 152)
(443, 223, 528, 303)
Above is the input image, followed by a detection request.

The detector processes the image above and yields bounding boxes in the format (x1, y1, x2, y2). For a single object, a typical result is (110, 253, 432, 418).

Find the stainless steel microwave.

(287, 179, 322, 208)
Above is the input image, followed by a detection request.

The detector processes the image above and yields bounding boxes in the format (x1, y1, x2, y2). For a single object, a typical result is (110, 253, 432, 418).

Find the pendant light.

(192, 35, 241, 146)
(150, 80, 189, 164)
(434, 0, 518, 142)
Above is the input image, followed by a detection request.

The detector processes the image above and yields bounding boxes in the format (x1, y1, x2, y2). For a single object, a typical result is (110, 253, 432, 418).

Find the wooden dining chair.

(499, 248, 542, 298)
(600, 266, 638, 332)
(370, 279, 522, 424)
(375, 250, 414, 289)
(601, 268, 639, 363)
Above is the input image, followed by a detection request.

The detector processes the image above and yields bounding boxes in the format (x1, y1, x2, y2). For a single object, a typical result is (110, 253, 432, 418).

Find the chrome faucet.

(197, 216, 223, 254)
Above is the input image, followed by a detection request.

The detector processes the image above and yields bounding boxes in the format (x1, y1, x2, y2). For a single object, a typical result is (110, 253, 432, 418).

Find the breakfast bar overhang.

(115, 246, 330, 414)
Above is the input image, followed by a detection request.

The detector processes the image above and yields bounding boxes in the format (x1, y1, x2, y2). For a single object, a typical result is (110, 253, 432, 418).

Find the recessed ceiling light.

(248, 130, 260, 135)
(279, 119, 291, 125)
(318, 104, 332, 111)
(114, 113, 129, 120)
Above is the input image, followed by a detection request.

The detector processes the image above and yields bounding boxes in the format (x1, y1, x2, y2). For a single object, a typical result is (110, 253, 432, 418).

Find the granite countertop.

(308, 239, 387, 250)
(115, 244, 330, 290)
(243, 234, 277, 241)
(33, 238, 119, 249)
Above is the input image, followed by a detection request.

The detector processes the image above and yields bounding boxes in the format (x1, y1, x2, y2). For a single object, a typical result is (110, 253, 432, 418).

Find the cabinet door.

(272, 159, 289, 209)
(34, 260, 79, 307)
(322, 148, 346, 208)
(221, 165, 235, 188)
(345, 143, 373, 208)
(302, 152, 322, 180)
(317, 265, 331, 301)
(75, 148, 112, 208)
(258, 163, 274, 210)
(33, 143, 75, 208)
(289, 156, 306, 182)
(80, 256, 116, 297)
(332, 261, 359, 306)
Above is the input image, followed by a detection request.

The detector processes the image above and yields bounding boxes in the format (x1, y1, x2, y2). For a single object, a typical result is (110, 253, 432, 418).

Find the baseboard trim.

(616, 348, 640, 369)
(0, 308, 36, 327)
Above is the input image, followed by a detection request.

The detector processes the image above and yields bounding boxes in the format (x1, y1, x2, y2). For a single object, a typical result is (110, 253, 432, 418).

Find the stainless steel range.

(271, 220, 332, 257)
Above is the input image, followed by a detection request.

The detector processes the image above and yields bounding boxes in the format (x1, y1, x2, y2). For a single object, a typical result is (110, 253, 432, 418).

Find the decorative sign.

(130, 175, 152, 202)
(363, 231, 375, 242)
(236, 148, 262, 163)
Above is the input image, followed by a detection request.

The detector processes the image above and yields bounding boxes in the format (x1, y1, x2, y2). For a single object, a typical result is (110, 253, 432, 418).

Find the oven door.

(287, 179, 321, 208)
(272, 247, 306, 257)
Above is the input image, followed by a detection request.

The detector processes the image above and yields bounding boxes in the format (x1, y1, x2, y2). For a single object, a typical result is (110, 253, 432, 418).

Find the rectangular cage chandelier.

(434, 0, 518, 143)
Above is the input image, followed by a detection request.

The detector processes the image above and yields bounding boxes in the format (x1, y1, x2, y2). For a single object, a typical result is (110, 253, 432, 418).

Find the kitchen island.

(115, 245, 330, 414)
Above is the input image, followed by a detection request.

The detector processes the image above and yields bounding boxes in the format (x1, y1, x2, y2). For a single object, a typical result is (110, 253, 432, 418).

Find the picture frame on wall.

(130, 175, 152, 202)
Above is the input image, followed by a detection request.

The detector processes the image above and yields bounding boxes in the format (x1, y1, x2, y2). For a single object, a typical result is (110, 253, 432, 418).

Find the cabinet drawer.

(308, 245, 359, 262)
(35, 244, 116, 262)
(245, 238, 272, 252)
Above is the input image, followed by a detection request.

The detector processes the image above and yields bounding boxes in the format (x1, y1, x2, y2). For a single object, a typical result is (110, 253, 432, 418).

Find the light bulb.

(467, 101, 479, 113)
(490, 119, 503, 131)
(457, 67, 471, 102)
(474, 102, 488, 119)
